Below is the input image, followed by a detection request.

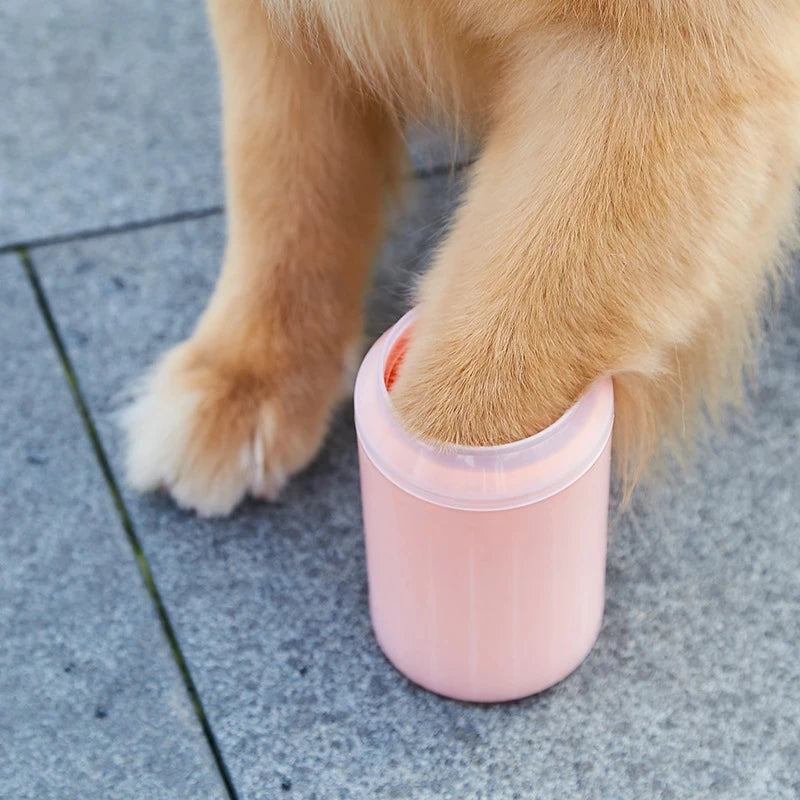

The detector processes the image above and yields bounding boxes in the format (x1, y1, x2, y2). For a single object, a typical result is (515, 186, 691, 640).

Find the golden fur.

(124, 0, 800, 515)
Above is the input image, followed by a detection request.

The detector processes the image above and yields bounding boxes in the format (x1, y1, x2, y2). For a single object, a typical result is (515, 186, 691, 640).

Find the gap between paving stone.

(0, 160, 475, 257)
(16, 246, 241, 800)
(0, 207, 224, 257)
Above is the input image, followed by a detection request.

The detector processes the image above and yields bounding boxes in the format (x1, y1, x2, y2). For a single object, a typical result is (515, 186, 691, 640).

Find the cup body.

(354, 310, 614, 702)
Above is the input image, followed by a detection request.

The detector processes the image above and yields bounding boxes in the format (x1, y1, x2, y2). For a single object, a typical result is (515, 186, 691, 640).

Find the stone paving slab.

(0, 0, 221, 247)
(0, 0, 467, 247)
(0, 257, 226, 799)
(33, 179, 800, 799)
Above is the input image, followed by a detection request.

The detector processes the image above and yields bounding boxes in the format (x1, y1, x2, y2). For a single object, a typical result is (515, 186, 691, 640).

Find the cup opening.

(383, 327, 411, 392)
(355, 308, 615, 509)
(377, 310, 585, 458)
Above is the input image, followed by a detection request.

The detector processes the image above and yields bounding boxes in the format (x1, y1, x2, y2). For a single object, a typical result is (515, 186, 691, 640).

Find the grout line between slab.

(0, 206, 224, 256)
(0, 158, 475, 255)
(412, 157, 475, 181)
(16, 246, 240, 800)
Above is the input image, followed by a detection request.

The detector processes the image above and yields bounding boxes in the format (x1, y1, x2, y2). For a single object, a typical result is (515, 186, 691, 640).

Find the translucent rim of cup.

(355, 309, 614, 510)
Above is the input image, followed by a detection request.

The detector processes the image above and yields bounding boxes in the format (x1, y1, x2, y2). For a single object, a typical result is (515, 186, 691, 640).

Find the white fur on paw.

(243, 406, 288, 502)
(121, 356, 292, 517)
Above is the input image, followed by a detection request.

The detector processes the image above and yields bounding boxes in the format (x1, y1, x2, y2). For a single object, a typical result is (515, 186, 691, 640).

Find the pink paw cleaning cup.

(354, 309, 614, 702)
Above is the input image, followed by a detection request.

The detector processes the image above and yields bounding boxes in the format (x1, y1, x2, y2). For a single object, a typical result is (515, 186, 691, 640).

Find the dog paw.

(121, 339, 355, 516)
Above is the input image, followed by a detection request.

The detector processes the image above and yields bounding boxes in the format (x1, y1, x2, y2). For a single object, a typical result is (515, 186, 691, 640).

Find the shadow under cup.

(354, 310, 614, 702)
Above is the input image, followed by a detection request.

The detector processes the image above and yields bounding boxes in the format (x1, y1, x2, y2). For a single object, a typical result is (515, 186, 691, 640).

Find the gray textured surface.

(406, 126, 475, 174)
(0, 0, 466, 247)
(33, 176, 800, 799)
(0, 0, 222, 246)
(0, 257, 225, 799)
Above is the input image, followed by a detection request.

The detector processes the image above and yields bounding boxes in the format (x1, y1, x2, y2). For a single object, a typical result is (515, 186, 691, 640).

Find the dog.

(123, 0, 800, 516)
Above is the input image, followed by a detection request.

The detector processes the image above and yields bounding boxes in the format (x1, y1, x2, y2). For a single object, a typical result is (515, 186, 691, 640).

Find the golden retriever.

(123, 0, 800, 515)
